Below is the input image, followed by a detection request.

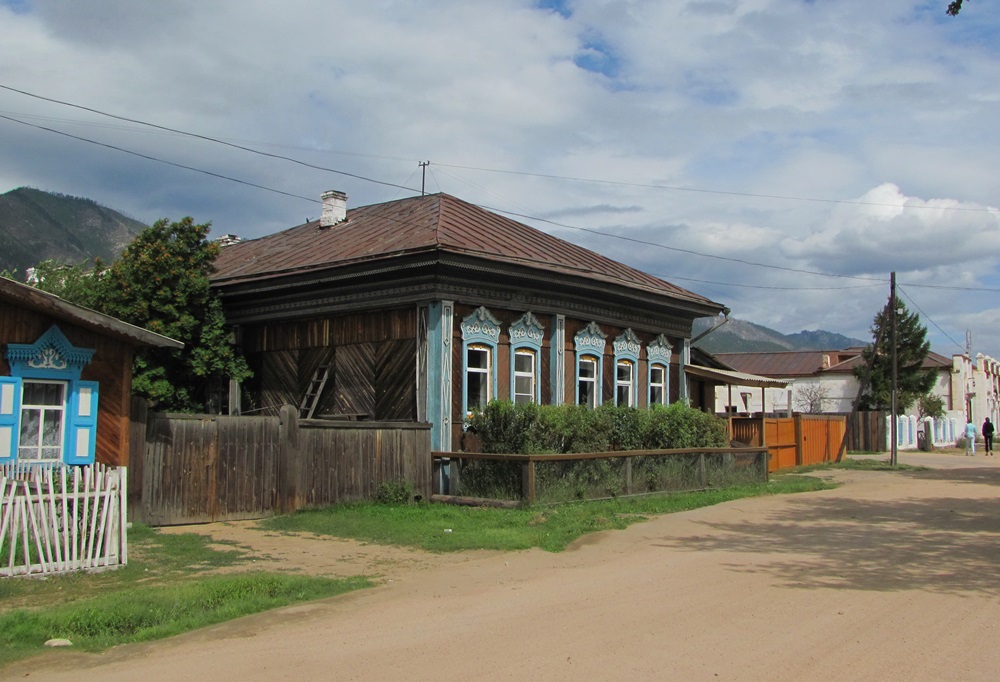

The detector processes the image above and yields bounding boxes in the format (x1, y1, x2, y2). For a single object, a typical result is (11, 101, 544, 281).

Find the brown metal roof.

(716, 348, 952, 378)
(212, 193, 722, 308)
(0, 276, 183, 349)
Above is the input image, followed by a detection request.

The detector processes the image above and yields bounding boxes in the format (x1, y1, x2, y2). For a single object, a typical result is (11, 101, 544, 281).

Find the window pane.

(651, 386, 664, 405)
(42, 409, 63, 445)
(467, 373, 488, 410)
(467, 348, 489, 369)
(617, 385, 631, 406)
(617, 362, 632, 383)
(23, 382, 64, 406)
(20, 410, 40, 447)
(579, 381, 594, 408)
(651, 366, 664, 384)
(515, 376, 532, 394)
(579, 359, 595, 379)
(514, 352, 534, 373)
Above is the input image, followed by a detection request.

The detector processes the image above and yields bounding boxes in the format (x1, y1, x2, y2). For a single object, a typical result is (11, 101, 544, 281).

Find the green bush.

(469, 401, 728, 454)
(375, 480, 414, 505)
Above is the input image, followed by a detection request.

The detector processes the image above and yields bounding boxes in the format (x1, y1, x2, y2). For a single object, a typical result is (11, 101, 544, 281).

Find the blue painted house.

(212, 192, 728, 451)
(0, 276, 182, 467)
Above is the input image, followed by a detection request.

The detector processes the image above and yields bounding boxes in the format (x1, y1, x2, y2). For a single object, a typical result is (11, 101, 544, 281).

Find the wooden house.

(211, 192, 729, 452)
(0, 276, 182, 466)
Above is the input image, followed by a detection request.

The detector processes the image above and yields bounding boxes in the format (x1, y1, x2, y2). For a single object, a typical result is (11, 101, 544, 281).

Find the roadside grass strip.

(0, 573, 371, 666)
(260, 475, 834, 553)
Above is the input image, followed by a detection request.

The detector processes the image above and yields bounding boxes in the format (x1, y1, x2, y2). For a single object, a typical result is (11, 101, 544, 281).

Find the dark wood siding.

(240, 308, 418, 420)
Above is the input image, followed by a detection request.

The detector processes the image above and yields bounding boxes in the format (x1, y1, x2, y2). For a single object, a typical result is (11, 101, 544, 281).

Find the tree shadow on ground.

(651, 468, 1000, 596)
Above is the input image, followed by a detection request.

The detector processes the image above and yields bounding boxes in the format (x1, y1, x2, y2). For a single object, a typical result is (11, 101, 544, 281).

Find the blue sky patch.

(574, 37, 621, 78)
(0, 0, 32, 12)
(536, 0, 571, 18)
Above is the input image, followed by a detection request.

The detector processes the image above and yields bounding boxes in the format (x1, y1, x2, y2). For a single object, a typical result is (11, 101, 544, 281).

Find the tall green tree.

(25, 218, 251, 412)
(94, 217, 251, 411)
(854, 297, 936, 412)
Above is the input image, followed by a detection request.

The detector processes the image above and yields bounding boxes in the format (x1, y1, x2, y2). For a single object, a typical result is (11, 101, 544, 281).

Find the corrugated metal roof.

(212, 193, 722, 308)
(716, 348, 952, 378)
(0, 276, 183, 349)
(684, 364, 789, 388)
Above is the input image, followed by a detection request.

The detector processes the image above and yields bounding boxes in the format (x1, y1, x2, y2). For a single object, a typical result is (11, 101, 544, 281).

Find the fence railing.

(432, 447, 770, 506)
(1, 462, 126, 578)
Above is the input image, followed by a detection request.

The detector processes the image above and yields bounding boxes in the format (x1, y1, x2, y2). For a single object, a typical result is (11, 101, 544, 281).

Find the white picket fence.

(0, 463, 127, 578)
(888, 415, 959, 450)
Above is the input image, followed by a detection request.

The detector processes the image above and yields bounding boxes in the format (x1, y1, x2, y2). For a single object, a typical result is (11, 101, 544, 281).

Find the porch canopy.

(685, 364, 789, 418)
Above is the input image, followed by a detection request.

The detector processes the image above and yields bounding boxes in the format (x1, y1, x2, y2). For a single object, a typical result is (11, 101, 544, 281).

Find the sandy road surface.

(16, 452, 1000, 681)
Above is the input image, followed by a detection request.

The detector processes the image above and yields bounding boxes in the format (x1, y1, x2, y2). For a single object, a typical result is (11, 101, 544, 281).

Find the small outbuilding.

(0, 275, 182, 467)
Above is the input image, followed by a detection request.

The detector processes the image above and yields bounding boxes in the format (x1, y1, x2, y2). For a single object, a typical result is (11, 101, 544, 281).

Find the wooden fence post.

(522, 459, 536, 505)
(278, 405, 300, 513)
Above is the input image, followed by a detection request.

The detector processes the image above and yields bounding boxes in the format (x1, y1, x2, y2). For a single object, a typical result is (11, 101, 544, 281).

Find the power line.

(897, 284, 966, 353)
(433, 162, 998, 214)
(482, 203, 888, 282)
(4, 83, 996, 215)
(0, 113, 323, 205)
(0, 84, 418, 194)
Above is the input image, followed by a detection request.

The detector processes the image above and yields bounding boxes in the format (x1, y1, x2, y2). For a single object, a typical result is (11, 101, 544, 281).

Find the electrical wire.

(897, 284, 968, 353)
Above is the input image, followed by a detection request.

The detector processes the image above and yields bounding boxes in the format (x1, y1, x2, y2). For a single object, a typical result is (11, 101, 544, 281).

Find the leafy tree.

(918, 394, 945, 420)
(13, 258, 104, 307)
(25, 218, 251, 412)
(854, 297, 935, 413)
(947, 1, 966, 16)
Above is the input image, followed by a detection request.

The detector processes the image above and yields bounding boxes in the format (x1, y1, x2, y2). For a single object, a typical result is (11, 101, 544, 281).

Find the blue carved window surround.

(1, 325, 99, 465)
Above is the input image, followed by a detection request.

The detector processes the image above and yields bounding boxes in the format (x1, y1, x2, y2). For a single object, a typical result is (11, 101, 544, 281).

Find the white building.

(710, 348, 978, 426)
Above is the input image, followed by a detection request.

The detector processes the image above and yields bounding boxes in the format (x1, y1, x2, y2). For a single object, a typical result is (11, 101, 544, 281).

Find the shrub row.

(466, 401, 729, 455)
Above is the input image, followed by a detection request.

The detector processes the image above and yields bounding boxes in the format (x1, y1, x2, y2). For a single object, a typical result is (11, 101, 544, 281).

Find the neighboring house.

(0, 275, 182, 466)
(211, 191, 732, 452)
(710, 347, 966, 422)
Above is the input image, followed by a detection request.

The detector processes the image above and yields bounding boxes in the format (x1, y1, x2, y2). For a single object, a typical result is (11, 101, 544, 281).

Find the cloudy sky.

(1, 0, 998, 359)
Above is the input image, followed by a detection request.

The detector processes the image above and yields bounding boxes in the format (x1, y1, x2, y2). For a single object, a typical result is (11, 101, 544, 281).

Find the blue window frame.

(613, 329, 641, 407)
(461, 307, 501, 420)
(509, 312, 544, 405)
(647, 335, 673, 407)
(2, 325, 98, 465)
(574, 322, 607, 408)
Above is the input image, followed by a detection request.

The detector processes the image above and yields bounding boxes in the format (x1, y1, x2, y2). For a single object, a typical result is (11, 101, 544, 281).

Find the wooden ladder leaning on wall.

(298, 364, 331, 419)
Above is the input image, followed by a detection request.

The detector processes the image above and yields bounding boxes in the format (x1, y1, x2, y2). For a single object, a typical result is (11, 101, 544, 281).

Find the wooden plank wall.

(130, 403, 431, 525)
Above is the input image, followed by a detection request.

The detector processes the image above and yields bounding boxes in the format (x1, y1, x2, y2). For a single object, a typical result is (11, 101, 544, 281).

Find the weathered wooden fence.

(130, 401, 432, 525)
(841, 411, 887, 452)
(432, 447, 770, 506)
(731, 414, 846, 472)
(1, 462, 126, 577)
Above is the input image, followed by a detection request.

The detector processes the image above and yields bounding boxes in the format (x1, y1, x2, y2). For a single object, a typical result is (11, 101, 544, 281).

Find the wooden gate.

(731, 414, 847, 472)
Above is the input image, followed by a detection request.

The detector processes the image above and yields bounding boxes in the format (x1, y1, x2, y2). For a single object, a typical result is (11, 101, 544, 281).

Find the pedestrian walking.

(983, 417, 995, 455)
(965, 418, 977, 455)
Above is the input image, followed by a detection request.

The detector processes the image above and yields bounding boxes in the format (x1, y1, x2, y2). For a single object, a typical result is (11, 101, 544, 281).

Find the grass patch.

(260, 475, 833, 553)
(0, 524, 371, 668)
(794, 457, 926, 473)
(0, 573, 370, 666)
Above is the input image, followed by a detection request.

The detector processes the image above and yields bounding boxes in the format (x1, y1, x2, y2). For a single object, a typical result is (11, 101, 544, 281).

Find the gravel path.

(18, 451, 1000, 681)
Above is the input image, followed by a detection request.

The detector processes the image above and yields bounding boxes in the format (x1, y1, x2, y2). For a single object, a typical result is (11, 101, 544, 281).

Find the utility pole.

(890, 271, 898, 467)
(419, 161, 430, 195)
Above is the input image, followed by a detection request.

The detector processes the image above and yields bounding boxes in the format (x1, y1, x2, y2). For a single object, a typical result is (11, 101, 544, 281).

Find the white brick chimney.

(320, 190, 347, 227)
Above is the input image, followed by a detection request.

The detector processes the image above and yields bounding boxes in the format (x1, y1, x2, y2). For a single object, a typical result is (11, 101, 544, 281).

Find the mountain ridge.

(0, 187, 146, 275)
(693, 317, 867, 354)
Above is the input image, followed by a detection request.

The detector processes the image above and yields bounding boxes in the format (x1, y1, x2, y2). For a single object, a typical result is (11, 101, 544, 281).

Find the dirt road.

(17, 452, 1000, 681)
